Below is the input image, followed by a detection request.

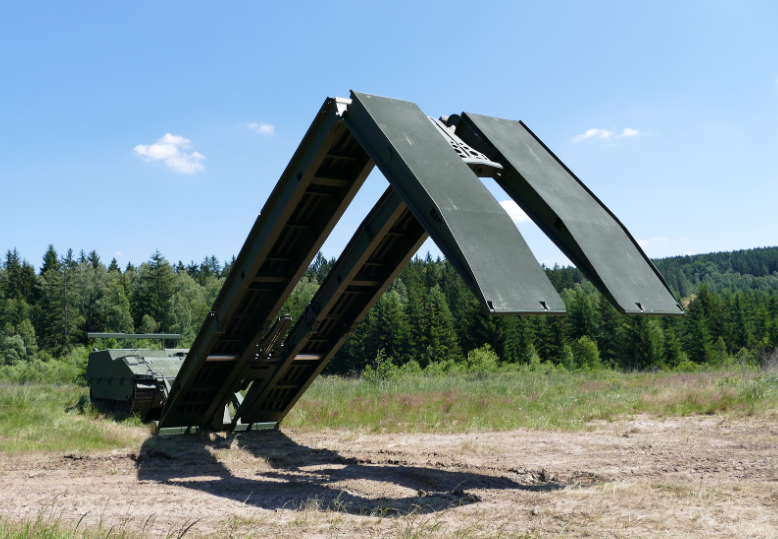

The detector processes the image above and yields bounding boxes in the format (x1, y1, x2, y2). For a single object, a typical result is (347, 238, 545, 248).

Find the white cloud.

(572, 127, 640, 143)
(114, 251, 122, 256)
(500, 200, 530, 223)
(247, 122, 275, 135)
(573, 128, 614, 142)
(134, 133, 205, 174)
(637, 236, 669, 247)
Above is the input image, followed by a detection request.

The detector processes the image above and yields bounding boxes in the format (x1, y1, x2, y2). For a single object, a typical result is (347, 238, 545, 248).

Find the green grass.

(0, 384, 146, 454)
(1, 367, 776, 538)
(0, 510, 199, 539)
(285, 366, 778, 433)
(1, 366, 776, 456)
(0, 516, 130, 539)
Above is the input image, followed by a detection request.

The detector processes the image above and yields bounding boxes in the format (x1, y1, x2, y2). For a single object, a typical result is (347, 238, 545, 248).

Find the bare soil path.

(1, 414, 778, 538)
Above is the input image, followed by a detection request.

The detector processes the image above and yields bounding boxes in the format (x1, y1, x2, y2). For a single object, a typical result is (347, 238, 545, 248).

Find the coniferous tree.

(533, 316, 555, 363)
(3, 298, 31, 328)
(597, 294, 622, 367)
(137, 250, 175, 327)
(360, 291, 409, 365)
(185, 260, 199, 280)
(663, 327, 686, 368)
(767, 315, 778, 352)
(420, 285, 461, 365)
(462, 294, 499, 354)
(514, 316, 537, 364)
(87, 250, 101, 269)
(462, 295, 520, 363)
(752, 305, 772, 348)
(40, 245, 60, 275)
(108, 258, 121, 273)
(617, 317, 664, 370)
(684, 298, 711, 363)
(438, 260, 470, 330)
(402, 258, 428, 361)
(39, 253, 82, 355)
(568, 287, 600, 341)
(307, 252, 334, 283)
(222, 255, 237, 278)
(2, 249, 36, 303)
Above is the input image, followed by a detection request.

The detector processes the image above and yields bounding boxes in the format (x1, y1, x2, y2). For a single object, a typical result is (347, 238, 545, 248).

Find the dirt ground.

(1, 414, 778, 538)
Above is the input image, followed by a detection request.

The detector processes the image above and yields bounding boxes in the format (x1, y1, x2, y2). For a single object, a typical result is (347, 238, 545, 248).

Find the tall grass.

(0, 515, 132, 539)
(1, 366, 776, 455)
(0, 384, 146, 454)
(0, 509, 197, 539)
(285, 366, 778, 433)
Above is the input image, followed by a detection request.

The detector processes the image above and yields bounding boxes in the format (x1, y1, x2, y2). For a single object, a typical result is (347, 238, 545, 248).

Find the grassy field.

(0, 384, 145, 454)
(1, 365, 776, 455)
(284, 365, 778, 432)
(0, 367, 777, 538)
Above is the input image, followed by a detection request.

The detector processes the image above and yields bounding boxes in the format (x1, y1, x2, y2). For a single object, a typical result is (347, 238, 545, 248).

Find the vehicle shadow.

(135, 429, 564, 516)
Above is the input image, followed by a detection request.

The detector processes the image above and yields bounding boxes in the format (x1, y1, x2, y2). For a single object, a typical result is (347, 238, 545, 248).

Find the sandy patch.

(1, 414, 778, 537)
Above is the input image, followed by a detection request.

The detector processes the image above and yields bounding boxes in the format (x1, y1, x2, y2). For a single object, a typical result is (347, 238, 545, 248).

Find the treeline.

(1, 244, 777, 373)
(328, 252, 778, 374)
(653, 247, 778, 298)
(0, 247, 234, 363)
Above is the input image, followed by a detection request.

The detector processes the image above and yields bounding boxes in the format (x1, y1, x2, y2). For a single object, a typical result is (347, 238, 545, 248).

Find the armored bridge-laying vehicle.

(87, 92, 683, 434)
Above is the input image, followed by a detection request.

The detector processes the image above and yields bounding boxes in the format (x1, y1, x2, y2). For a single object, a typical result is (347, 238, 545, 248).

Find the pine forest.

(1, 244, 778, 378)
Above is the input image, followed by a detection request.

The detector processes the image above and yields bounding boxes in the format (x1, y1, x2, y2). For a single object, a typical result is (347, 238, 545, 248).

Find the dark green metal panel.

(344, 92, 564, 315)
(453, 113, 683, 316)
(159, 97, 375, 429)
(235, 186, 429, 424)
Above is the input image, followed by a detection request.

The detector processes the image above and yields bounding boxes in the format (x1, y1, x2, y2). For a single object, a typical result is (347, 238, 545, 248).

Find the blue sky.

(1, 1, 777, 271)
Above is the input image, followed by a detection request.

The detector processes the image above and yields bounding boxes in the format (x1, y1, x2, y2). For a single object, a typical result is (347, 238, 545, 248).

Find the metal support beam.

(234, 186, 428, 424)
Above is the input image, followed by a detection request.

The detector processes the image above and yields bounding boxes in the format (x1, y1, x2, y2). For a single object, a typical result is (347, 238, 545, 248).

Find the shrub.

(363, 348, 398, 383)
(465, 344, 499, 378)
(573, 336, 602, 370)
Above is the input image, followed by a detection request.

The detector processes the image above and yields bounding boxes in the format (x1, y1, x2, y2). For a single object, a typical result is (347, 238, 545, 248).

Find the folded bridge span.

(154, 92, 683, 434)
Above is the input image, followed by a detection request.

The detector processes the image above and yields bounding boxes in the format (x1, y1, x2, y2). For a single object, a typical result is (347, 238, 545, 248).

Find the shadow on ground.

(135, 430, 563, 516)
